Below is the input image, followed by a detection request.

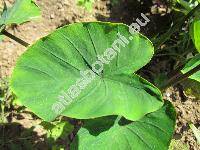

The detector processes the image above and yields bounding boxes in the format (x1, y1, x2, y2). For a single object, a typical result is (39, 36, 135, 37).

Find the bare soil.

(164, 87, 200, 150)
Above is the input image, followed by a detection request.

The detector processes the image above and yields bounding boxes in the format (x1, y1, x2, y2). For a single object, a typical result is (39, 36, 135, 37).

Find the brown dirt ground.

(0, 0, 199, 149)
(164, 87, 200, 150)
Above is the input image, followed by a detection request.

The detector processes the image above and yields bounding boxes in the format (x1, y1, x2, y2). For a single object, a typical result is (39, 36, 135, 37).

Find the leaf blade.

(181, 54, 200, 82)
(11, 22, 163, 121)
(70, 101, 176, 150)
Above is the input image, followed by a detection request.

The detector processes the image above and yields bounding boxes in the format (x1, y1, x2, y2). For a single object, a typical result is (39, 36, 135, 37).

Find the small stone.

(166, 93, 171, 98)
(62, 0, 69, 6)
(50, 14, 55, 19)
(57, 3, 62, 9)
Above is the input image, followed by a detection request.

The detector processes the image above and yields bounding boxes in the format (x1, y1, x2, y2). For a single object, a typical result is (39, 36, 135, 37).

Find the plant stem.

(1, 103, 5, 123)
(161, 64, 200, 90)
(1, 29, 29, 47)
(167, 63, 185, 79)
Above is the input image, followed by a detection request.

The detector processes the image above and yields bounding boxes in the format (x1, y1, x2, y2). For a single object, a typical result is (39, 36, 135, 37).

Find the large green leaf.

(181, 54, 200, 82)
(190, 19, 200, 52)
(0, 0, 41, 26)
(70, 101, 176, 150)
(11, 22, 163, 121)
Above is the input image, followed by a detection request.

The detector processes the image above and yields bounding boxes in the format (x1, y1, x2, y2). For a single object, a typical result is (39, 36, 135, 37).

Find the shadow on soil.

(95, 0, 172, 37)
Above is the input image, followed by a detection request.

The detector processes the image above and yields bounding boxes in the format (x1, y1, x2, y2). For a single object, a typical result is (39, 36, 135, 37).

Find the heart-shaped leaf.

(182, 54, 200, 82)
(11, 22, 163, 121)
(70, 101, 176, 150)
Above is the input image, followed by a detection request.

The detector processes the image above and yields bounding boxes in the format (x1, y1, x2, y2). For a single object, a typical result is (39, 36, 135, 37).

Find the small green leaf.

(11, 22, 163, 121)
(0, 0, 41, 26)
(77, 0, 94, 11)
(190, 19, 200, 52)
(41, 121, 73, 149)
(47, 121, 73, 141)
(189, 123, 200, 144)
(181, 79, 200, 99)
(12, 98, 23, 106)
(70, 101, 176, 150)
(181, 54, 200, 82)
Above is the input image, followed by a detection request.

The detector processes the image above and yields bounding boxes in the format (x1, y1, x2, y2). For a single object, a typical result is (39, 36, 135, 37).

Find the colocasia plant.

(1, 0, 200, 149)
(10, 22, 176, 150)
